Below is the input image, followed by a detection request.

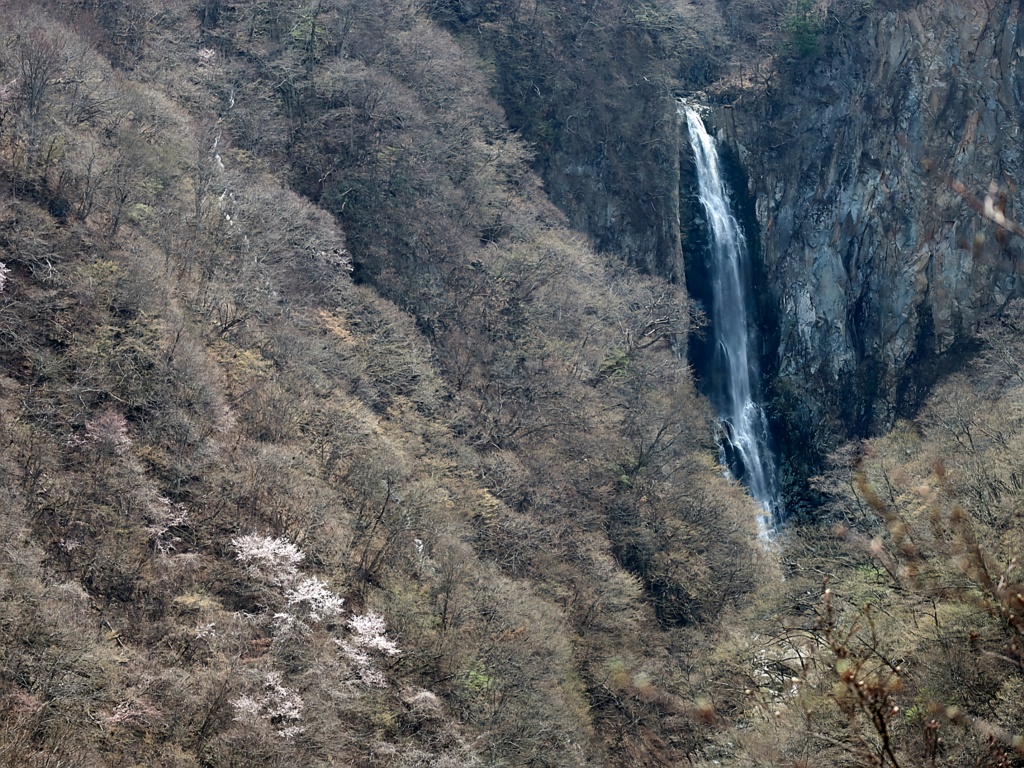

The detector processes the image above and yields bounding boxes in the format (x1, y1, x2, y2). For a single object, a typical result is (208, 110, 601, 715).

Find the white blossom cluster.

(146, 496, 191, 554)
(337, 611, 401, 688)
(0, 261, 9, 292)
(231, 534, 345, 631)
(284, 575, 347, 623)
(347, 612, 401, 656)
(232, 671, 305, 739)
(230, 535, 401, 702)
(231, 533, 305, 586)
(84, 410, 132, 455)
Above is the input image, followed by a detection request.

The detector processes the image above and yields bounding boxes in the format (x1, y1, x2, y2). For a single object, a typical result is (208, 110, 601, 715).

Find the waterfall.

(682, 105, 781, 534)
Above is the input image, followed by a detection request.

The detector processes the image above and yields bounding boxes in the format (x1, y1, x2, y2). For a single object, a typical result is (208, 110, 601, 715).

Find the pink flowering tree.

(230, 533, 305, 587)
(337, 611, 401, 688)
(84, 410, 132, 456)
(231, 671, 305, 740)
(230, 534, 345, 632)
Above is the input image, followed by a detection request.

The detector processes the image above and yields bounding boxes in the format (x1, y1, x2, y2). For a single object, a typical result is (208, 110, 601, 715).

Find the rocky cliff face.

(434, 0, 737, 283)
(721, 0, 1024, 454)
(461, 0, 1023, 495)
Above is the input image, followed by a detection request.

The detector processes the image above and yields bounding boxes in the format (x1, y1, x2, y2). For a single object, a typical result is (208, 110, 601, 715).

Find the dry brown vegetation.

(0, 1, 1020, 767)
(699, 308, 1024, 767)
(0, 2, 764, 765)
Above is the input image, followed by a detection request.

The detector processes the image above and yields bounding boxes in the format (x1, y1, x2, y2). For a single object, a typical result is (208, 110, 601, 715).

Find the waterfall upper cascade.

(683, 105, 781, 534)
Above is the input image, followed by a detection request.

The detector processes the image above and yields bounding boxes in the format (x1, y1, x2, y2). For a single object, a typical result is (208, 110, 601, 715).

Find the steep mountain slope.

(450, 0, 1024, 500)
(0, 2, 762, 765)
(1, 1, 1022, 766)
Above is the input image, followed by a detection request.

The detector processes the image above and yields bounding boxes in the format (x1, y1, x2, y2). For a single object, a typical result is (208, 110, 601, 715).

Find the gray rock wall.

(725, 0, 1024, 445)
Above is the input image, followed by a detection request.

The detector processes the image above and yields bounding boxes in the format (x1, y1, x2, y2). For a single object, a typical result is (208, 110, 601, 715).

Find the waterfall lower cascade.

(683, 105, 782, 535)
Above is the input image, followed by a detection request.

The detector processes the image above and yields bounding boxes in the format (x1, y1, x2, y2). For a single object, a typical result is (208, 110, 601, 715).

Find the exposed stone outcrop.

(721, 0, 1024, 452)
(543, 83, 686, 280)
(462, 0, 1023, 496)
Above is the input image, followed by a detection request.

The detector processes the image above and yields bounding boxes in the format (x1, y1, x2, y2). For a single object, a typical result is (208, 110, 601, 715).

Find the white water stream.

(683, 105, 781, 535)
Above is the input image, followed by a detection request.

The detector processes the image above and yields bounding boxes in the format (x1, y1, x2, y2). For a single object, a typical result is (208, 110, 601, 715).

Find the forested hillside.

(0, 0, 1021, 766)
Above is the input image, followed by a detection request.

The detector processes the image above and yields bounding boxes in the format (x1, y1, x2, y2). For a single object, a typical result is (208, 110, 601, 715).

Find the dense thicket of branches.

(0, 2, 762, 765)
(0, 1, 1020, 766)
